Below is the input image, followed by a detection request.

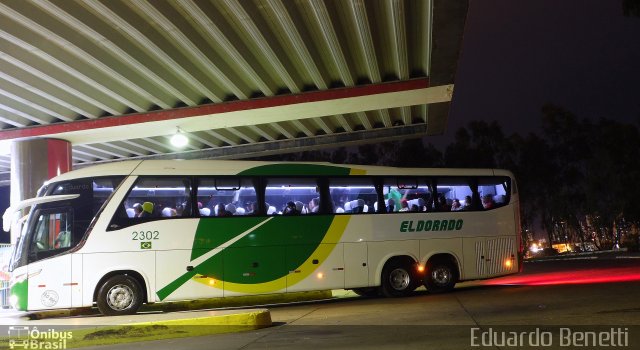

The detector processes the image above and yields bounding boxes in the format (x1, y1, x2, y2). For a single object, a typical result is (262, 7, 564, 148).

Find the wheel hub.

(106, 284, 134, 310)
(389, 268, 410, 290)
(432, 267, 452, 286)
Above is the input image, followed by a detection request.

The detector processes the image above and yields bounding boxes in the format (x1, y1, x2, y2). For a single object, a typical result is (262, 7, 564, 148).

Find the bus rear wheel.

(424, 261, 457, 293)
(380, 260, 416, 297)
(97, 275, 143, 316)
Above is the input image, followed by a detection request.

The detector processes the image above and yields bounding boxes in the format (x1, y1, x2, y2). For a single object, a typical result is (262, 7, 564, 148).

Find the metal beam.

(74, 124, 427, 165)
(0, 124, 428, 186)
(0, 79, 451, 144)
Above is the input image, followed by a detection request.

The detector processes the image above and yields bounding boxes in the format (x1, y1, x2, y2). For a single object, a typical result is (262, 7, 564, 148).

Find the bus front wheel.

(97, 275, 143, 316)
(380, 260, 416, 297)
(424, 261, 457, 293)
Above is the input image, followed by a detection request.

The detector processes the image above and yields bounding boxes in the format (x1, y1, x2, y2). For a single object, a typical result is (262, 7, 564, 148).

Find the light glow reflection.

(482, 267, 640, 286)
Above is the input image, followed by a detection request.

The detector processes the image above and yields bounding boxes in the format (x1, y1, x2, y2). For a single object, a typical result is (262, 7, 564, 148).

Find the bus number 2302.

(132, 231, 159, 240)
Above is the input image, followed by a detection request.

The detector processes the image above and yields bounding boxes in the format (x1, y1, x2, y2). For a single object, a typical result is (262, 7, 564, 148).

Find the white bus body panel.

(286, 243, 344, 293)
(28, 254, 72, 310)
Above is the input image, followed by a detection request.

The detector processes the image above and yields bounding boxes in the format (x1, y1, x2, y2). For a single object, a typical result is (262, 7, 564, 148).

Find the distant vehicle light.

(316, 272, 324, 279)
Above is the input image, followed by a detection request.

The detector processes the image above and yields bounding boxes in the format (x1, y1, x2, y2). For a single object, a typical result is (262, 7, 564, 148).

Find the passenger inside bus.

(126, 207, 136, 218)
(161, 207, 177, 217)
(387, 198, 396, 212)
(283, 201, 299, 215)
(482, 195, 495, 210)
(225, 203, 237, 215)
(54, 230, 71, 249)
(462, 196, 473, 210)
(308, 197, 320, 213)
(132, 203, 143, 217)
(140, 202, 154, 217)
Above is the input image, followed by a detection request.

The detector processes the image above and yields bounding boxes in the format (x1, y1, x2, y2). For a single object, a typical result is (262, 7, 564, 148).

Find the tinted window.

(436, 178, 475, 212)
(120, 177, 192, 219)
(383, 177, 431, 213)
(478, 177, 511, 210)
(265, 178, 319, 215)
(330, 178, 377, 214)
(197, 178, 257, 216)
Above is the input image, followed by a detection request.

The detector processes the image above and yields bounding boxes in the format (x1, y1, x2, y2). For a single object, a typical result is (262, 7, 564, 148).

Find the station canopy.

(0, 0, 468, 185)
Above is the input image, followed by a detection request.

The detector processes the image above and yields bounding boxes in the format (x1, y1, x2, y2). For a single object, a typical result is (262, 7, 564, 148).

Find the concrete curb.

(0, 309, 272, 349)
(0, 290, 335, 349)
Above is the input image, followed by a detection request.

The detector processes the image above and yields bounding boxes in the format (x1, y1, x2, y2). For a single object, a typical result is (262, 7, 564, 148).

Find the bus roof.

(47, 160, 514, 184)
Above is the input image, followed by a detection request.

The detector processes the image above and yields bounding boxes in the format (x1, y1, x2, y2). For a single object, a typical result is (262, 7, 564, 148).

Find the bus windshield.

(9, 176, 124, 271)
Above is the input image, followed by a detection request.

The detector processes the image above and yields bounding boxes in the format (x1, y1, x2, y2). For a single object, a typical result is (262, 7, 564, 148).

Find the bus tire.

(96, 275, 143, 316)
(352, 287, 378, 297)
(380, 260, 416, 297)
(424, 260, 457, 294)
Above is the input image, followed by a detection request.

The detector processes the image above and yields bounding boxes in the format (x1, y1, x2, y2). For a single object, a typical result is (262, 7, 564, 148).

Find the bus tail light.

(504, 259, 512, 268)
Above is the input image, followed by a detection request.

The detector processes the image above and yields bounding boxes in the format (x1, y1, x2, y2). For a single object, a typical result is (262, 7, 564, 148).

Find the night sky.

(433, 0, 640, 146)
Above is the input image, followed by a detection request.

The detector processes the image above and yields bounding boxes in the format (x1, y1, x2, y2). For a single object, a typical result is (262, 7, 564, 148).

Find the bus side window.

(265, 178, 319, 215)
(382, 177, 431, 213)
(436, 177, 475, 212)
(478, 177, 511, 210)
(329, 178, 376, 214)
(115, 177, 192, 224)
(197, 177, 257, 217)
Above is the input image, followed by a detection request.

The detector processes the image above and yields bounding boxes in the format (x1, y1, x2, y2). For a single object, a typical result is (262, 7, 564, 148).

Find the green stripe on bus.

(157, 215, 335, 300)
(157, 270, 198, 301)
(11, 279, 28, 311)
(191, 217, 266, 261)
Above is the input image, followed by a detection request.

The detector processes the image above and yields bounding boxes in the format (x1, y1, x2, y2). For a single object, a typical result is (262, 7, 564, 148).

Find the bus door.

(343, 242, 368, 288)
(26, 208, 75, 310)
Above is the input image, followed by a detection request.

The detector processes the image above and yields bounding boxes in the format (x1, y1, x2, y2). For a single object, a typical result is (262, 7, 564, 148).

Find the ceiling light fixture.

(170, 128, 189, 148)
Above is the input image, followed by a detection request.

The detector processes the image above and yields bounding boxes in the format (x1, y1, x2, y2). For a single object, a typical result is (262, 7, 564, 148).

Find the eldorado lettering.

(400, 219, 464, 232)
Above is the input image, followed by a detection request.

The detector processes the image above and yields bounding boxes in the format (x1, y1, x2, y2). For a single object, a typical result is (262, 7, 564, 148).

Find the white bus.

(4, 160, 522, 315)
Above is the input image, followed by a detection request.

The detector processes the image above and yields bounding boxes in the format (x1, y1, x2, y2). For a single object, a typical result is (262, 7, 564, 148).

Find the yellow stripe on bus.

(192, 216, 350, 293)
(349, 168, 366, 175)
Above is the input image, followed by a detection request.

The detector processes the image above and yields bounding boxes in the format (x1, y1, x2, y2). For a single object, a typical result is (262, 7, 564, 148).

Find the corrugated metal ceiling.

(0, 0, 467, 178)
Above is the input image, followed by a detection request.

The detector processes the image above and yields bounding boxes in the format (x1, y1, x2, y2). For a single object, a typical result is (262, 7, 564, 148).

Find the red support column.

(9, 138, 72, 243)
(45, 139, 72, 178)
